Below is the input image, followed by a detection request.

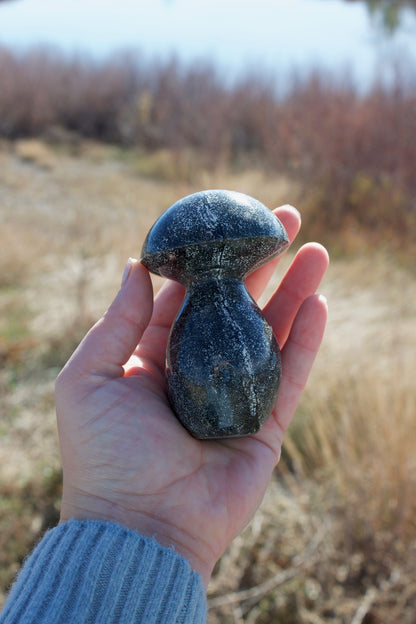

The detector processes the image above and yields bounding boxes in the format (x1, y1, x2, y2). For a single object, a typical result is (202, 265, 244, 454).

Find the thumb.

(61, 259, 153, 380)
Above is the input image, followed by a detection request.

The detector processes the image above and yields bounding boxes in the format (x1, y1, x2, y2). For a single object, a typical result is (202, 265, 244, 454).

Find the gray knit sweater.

(0, 521, 207, 623)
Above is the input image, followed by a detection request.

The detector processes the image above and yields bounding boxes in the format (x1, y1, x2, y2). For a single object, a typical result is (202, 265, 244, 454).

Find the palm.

(57, 206, 328, 584)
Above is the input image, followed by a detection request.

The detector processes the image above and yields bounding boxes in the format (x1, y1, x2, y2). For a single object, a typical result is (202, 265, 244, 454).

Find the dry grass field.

(1, 140, 415, 622)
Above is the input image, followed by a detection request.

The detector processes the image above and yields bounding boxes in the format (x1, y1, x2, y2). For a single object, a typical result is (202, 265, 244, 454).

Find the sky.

(0, 0, 415, 87)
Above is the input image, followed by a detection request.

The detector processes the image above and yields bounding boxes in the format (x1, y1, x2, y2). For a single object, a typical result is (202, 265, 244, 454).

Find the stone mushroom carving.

(141, 189, 289, 439)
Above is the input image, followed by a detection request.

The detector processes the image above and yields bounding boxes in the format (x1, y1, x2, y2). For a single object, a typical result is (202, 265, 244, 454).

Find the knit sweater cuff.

(0, 520, 207, 624)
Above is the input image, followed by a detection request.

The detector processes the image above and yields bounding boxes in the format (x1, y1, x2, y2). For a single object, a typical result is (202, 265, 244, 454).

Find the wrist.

(60, 491, 215, 587)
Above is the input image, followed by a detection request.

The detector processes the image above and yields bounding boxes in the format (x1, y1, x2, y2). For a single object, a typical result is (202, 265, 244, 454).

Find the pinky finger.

(273, 293, 328, 434)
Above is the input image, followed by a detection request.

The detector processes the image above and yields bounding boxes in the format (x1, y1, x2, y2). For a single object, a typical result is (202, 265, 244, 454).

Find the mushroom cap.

(141, 189, 289, 283)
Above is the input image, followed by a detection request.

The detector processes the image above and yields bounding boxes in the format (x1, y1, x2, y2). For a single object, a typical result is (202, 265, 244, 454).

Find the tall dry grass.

(286, 363, 416, 540)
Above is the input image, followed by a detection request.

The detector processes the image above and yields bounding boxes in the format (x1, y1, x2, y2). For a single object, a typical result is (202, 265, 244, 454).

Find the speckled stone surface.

(141, 190, 289, 439)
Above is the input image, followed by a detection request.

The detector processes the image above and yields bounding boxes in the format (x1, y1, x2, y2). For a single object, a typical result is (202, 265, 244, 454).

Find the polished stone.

(141, 190, 289, 439)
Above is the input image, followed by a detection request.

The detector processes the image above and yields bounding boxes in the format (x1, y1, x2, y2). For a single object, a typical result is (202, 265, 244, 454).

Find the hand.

(56, 205, 329, 586)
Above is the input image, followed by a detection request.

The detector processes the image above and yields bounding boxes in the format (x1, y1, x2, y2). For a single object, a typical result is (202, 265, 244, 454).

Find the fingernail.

(286, 204, 301, 219)
(121, 257, 137, 287)
(318, 294, 328, 308)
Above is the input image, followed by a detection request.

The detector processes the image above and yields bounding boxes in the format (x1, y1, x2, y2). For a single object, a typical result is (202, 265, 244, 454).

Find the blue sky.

(0, 0, 415, 86)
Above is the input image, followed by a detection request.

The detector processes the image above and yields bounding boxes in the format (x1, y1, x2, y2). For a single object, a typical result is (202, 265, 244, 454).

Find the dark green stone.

(141, 190, 289, 439)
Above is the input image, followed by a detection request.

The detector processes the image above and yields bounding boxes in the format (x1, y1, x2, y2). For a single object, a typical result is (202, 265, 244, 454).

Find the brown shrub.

(1, 45, 415, 251)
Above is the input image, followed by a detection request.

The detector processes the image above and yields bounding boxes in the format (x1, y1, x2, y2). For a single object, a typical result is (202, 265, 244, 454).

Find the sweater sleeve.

(0, 520, 207, 624)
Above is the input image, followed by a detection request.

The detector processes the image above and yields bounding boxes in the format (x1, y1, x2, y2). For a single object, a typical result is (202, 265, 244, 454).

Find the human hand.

(56, 205, 329, 586)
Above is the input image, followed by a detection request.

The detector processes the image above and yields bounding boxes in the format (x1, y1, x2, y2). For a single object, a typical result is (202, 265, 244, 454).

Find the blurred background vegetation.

(0, 43, 415, 259)
(349, 0, 416, 32)
(0, 0, 415, 622)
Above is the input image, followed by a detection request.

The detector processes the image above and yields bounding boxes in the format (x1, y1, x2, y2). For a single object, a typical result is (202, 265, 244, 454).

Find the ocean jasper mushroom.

(141, 189, 289, 439)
